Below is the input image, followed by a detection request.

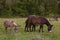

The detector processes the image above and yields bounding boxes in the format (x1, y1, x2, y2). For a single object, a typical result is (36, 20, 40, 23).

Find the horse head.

(48, 25, 53, 32)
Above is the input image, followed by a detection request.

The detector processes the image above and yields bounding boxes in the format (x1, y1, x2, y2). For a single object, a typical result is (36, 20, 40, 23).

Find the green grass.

(0, 18, 60, 40)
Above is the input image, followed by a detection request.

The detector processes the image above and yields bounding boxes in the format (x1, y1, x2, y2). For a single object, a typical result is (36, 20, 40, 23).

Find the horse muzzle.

(49, 30, 52, 32)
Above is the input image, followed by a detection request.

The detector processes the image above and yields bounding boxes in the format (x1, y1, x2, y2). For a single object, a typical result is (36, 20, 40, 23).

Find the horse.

(25, 15, 53, 32)
(49, 14, 58, 21)
(4, 19, 19, 32)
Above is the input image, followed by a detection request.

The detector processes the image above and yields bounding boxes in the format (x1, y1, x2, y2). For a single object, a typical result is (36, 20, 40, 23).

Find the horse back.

(26, 15, 49, 25)
(4, 20, 14, 27)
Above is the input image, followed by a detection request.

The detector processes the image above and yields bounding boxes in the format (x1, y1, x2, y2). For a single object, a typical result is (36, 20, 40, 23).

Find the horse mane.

(43, 17, 51, 26)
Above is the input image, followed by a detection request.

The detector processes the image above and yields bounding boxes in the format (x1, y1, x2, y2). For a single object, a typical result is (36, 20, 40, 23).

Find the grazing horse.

(25, 15, 53, 32)
(4, 19, 19, 32)
(49, 14, 58, 21)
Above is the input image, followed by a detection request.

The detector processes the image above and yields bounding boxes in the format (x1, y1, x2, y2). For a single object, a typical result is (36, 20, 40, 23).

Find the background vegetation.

(0, 0, 60, 17)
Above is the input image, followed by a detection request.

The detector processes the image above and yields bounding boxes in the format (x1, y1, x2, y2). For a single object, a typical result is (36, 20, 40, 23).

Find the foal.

(4, 19, 19, 32)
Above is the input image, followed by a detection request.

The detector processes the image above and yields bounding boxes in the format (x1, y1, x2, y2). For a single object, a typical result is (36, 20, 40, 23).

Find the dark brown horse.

(25, 15, 53, 32)
(4, 19, 19, 32)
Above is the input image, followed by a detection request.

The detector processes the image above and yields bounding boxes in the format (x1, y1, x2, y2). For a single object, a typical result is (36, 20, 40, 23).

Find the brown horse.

(4, 19, 19, 32)
(25, 15, 53, 32)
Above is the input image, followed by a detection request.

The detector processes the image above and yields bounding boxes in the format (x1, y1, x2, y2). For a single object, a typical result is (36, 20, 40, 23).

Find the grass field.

(0, 18, 60, 40)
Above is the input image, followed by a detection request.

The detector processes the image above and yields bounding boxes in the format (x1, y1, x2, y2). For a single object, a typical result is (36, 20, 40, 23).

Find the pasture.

(0, 18, 60, 40)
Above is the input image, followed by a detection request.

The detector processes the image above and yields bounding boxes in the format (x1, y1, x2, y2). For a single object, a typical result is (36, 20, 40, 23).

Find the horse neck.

(46, 21, 51, 26)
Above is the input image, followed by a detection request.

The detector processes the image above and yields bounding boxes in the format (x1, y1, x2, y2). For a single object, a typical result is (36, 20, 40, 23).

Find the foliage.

(0, 0, 60, 17)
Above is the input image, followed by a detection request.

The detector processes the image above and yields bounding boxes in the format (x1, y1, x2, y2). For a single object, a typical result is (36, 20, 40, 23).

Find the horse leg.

(39, 25, 43, 32)
(5, 27, 7, 33)
(24, 23, 29, 32)
(39, 25, 41, 32)
(31, 25, 33, 32)
(41, 26, 44, 32)
(25, 24, 27, 31)
(29, 24, 32, 32)
(32, 25, 35, 32)
(14, 26, 17, 32)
